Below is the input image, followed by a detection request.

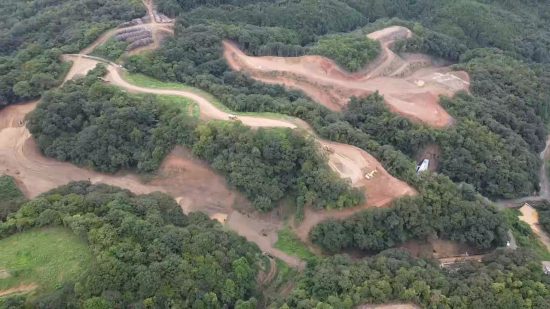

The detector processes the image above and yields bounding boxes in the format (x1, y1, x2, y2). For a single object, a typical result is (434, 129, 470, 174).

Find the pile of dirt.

(223, 26, 470, 128)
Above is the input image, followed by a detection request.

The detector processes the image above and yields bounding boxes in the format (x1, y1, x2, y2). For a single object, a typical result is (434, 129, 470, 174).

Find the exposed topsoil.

(223, 26, 470, 128)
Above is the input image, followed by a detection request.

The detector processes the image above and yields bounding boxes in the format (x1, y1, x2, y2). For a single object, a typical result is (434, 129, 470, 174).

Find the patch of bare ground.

(293, 140, 417, 243)
(400, 238, 484, 259)
(257, 256, 277, 286)
(223, 26, 470, 128)
(0, 283, 38, 297)
(226, 211, 306, 269)
(519, 204, 550, 252)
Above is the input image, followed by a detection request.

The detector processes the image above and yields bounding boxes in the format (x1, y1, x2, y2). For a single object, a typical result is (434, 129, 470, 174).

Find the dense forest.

(26, 66, 187, 173)
(27, 67, 360, 211)
(310, 173, 508, 253)
(0, 182, 260, 308)
(0, 0, 144, 106)
(272, 249, 550, 308)
(536, 202, 550, 236)
(0, 175, 26, 222)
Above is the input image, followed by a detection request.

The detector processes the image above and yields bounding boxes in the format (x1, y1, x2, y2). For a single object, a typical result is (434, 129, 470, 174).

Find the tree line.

(310, 173, 508, 253)
(271, 249, 550, 308)
(0, 175, 26, 222)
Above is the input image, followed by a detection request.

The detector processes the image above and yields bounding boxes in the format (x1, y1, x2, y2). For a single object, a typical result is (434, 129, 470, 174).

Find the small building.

(416, 159, 429, 174)
(542, 261, 550, 275)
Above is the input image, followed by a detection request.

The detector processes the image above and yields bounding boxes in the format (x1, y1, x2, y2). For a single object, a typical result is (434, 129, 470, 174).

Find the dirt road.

(224, 26, 470, 128)
(519, 204, 550, 252)
(0, 4, 417, 269)
(60, 54, 416, 244)
(0, 284, 38, 297)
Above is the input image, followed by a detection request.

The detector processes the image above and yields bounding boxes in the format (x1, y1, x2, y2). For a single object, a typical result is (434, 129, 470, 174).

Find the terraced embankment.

(224, 26, 470, 128)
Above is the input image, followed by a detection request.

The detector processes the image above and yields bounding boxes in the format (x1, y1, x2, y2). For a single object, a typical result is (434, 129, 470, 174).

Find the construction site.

(0, 0, 516, 276)
(223, 26, 470, 128)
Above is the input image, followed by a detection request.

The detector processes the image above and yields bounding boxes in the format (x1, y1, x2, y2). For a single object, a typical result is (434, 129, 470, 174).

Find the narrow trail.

(0, 284, 38, 297)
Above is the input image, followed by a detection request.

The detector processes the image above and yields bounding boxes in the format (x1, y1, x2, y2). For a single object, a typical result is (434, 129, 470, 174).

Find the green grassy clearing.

(0, 228, 92, 297)
(274, 227, 316, 261)
(122, 72, 291, 120)
(90, 38, 128, 62)
(503, 208, 550, 260)
(155, 94, 200, 118)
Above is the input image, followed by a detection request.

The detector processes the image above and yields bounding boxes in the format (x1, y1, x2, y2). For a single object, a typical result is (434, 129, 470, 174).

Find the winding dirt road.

(0, 1, 417, 269)
(62, 54, 416, 245)
(224, 26, 470, 128)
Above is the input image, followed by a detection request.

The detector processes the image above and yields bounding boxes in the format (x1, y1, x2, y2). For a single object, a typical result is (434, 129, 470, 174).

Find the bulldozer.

(364, 169, 378, 180)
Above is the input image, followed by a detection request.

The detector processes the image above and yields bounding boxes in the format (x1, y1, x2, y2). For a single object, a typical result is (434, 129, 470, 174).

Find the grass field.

(156, 94, 200, 118)
(123, 72, 291, 120)
(274, 227, 316, 261)
(0, 228, 92, 298)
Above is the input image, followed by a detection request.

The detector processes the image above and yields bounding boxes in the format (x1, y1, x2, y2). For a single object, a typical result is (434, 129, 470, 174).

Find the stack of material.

(119, 18, 144, 28)
(114, 27, 153, 51)
(127, 37, 154, 50)
(153, 10, 172, 23)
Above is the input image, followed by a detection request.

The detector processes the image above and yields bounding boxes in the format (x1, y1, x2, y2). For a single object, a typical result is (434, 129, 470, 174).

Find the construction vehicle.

(364, 169, 377, 179)
(416, 159, 429, 174)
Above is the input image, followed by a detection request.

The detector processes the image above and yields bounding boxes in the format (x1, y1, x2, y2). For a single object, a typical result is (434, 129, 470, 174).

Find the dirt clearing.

(519, 204, 550, 251)
(224, 26, 470, 128)
(293, 140, 416, 242)
(226, 211, 306, 269)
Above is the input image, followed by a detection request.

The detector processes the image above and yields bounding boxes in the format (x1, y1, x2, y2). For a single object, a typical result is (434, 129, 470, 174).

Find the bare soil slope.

(224, 26, 470, 128)
(519, 204, 550, 252)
